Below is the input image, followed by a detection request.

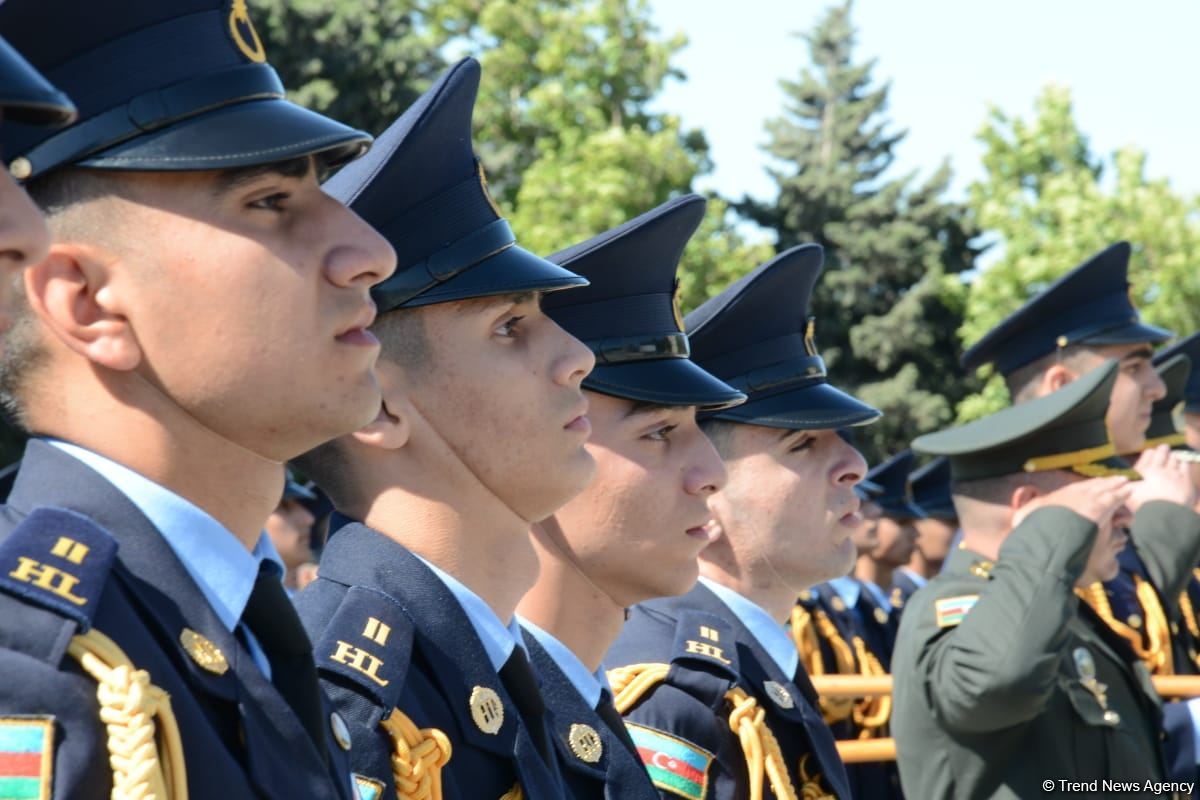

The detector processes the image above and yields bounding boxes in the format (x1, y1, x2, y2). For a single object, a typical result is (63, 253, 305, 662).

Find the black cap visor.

(584, 357, 747, 411)
(0, 37, 75, 126)
(710, 381, 881, 430)
(1075, 319, 1173, 348)
(399, 243, 587, 309)
(878, 498, 926, 521)
(77, 96, 370, 173)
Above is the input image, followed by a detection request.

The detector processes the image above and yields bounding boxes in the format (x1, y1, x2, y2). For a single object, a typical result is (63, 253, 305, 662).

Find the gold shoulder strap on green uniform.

(608, 663, 671, 714)
(791, 607, 855, 724)
(379, 708, 452, 800)
(1077, 581, 1173, 675)
(67, 629, 188, 800)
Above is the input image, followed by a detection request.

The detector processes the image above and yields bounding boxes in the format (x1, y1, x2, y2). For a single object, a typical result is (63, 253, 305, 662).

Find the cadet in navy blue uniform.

(892, 456, 958, 614)
(515, 195, 744, 799)
(292, 58, 595, 800)
(606, 246, 878, 800)
(962, 241, 1200, 783)
(0, 2, 398, 798)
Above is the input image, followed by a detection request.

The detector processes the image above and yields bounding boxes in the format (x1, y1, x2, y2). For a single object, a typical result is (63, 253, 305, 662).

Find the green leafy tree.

(740, 1, 978, 461)
(959, 85, 1200, 420)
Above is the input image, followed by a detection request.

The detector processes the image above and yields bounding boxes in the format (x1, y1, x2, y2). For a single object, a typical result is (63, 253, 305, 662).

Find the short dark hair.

(1005, 344, 1087, 403)
(373, 307, 432, 375)
(699, 417, 740, 458)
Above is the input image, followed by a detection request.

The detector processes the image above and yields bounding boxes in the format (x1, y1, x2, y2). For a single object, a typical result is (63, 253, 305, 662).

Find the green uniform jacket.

(891, 506, 1167, 799)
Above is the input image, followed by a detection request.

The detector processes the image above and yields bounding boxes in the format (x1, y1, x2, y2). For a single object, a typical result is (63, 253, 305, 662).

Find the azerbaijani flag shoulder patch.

(934, 595, 979, 628)
(0, 716, 54, 800)
(627, 721, 713, 800)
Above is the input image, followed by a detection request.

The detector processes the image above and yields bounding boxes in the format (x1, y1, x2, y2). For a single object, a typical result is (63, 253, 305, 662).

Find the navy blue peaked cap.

(323, 58, 584, 313)
(865, 450, 925, 520)
(542, 195, 745, 410)
(962, 242, 1172, 375)
(0, 9, 74, 127)
(0, 0, 370, 181)
(909, 456, 956, 521)
(1155, 333, 1200, 415)
(685, 245, 880, 429)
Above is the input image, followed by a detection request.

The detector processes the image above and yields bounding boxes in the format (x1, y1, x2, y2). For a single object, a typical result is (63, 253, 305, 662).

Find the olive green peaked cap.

(912, 360, 1119, 482)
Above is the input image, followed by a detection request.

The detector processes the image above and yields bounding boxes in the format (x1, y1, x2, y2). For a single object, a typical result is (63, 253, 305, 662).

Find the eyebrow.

(623, 402, 687, 419)
(1120, 347, 1155, 362)
(210, 156, 313, 196)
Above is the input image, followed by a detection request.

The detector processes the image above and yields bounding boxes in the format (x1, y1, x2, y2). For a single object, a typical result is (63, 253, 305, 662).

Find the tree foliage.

(959, 85, 1200, 420)
(740, 1, 978, 462)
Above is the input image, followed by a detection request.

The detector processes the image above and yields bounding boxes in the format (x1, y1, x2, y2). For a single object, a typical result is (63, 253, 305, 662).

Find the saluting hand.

(1127, 444, 1196, 511)
(1013, 475, 1132, 531)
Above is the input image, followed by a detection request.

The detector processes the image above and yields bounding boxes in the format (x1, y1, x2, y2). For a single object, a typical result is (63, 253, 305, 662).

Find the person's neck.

(362, 484, 538, 624)
(518, 525, 626, 673)
(855, 554, 893, 590)
(32, 377, 282, 549)
(697, 543, 797, 625)
(960, 529, 1003, 562)
(904, 550, 937, 580)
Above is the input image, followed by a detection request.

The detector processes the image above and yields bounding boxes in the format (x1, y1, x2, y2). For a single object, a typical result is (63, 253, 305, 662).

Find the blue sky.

(649, 0, 1200, 215)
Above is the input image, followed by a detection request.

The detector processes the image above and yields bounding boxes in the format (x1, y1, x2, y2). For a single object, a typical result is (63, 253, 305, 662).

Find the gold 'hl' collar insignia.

(181, 628, 228, 675)
(469, 686, 504, 734)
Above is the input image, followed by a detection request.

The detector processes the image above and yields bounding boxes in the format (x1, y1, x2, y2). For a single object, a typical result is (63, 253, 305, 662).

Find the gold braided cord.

(796, 754, 836, 800)
(66, 629, 188, 800)
(1135, 574, 1174, 676)
(726, 686, 798, 800)
(849, 638, 890, 736)
(1177, 589, 1200, 672)
(498, 783, 524, 800)
(792, 609, 859, 724)
(608, 663, 671, 715)
(1077, 582, 1171, 675)
(379, 709, 451, 800)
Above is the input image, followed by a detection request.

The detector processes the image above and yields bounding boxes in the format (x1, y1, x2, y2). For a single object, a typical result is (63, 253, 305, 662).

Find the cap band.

(12, 63, 282, 179)
(587, 332, 690, 365)
(724, 354, 827, 394)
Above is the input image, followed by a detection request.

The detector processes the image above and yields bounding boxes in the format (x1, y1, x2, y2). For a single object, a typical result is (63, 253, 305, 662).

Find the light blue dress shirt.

(699, 577, 799, 678)
(518, 616, 609, 709)
(896, 567, 928, 590)
(827, 575, 862, 612)
(411, 552, 525, 672)
(47, 439, 282, 679)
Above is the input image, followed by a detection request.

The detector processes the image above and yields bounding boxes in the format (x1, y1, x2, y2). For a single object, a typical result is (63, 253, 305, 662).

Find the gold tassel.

(380, 709, 452, 800)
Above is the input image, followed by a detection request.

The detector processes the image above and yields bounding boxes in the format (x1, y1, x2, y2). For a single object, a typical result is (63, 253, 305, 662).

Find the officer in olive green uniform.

(891, 361, 1179, 799)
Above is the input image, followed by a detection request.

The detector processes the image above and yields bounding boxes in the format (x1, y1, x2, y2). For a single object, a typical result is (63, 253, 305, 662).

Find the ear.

(1009, 482, 1041, 514)
(351, 362, 411, 450)
(1041, 363, 1076, 394)
(23, 243, 142, 371)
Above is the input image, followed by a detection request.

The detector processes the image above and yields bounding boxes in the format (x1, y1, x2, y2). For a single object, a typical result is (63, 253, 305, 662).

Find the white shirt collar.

(47, 439, 282, 634)
(518, 616, 608, 709)
(860, 579, 892, 611)
(411, 553, 522, 672)
(699, 577, 799, 678)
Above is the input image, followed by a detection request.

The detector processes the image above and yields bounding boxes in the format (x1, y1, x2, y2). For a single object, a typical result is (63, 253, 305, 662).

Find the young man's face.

(265, 498, 316, 570)
(402, 292, 596, 522)
(548, 391, 727, 606)
(710, 425, 867, 589)
(850, 499, 881, 553)
(56, 160, 396, 459)
(1065, 344, 1165, 454)
(870, 515, 919, 568)
(1185, 412, 1200, 492)
(913, 517, 957, 565)
(0, 170, 49, 342)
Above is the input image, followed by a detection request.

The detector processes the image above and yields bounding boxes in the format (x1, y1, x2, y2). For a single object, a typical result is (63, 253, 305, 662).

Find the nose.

(549, 319, 595, 388)
(834, 437, 868, 486)
(1144, 367, 1167, 403)
(0, 173, 50, 275)
(323, 201, 397, 290)
(685, 428, 728, 496)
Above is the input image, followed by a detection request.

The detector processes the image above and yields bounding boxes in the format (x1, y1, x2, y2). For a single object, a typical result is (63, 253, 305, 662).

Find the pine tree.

(740, 1, 977, 462)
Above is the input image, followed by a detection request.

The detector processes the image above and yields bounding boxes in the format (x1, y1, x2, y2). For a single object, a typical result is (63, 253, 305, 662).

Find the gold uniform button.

(1171, 621, 1180, 635)
(470, 686, 505, 735)
(873, 607, 889, 626)
(1127, 614, 1143, 628)
(1103, 710, 1121, 726)
(8, 157, 31, 180)
(330, 712, 352, 751)
(181, 628, 229, 675)
(798, 590, 813, 603)
(830, 597, 847, 613)
(568, 723, 603, 763)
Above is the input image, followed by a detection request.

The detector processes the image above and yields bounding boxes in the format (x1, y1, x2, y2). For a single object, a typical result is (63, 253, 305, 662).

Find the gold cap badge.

(469, 686, 504, 735)
(227, 0, 266, 63)
(568, 723, 603, 763)
(181, 628, 228, 675)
